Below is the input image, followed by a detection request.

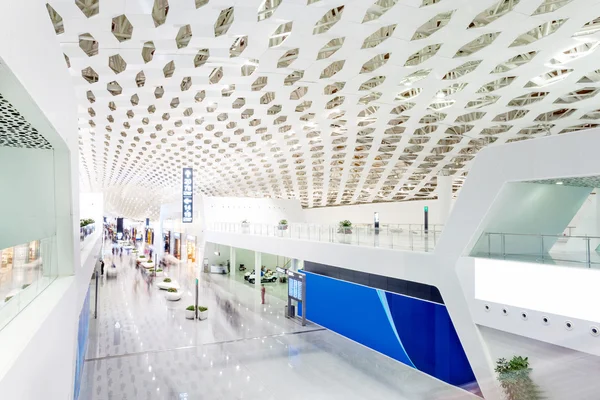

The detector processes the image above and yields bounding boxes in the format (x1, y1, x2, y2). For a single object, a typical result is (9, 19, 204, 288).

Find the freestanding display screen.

(182, 168, 193, 223)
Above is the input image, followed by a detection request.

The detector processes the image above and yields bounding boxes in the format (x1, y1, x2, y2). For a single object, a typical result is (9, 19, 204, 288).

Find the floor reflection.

(80, 245, 478, 400)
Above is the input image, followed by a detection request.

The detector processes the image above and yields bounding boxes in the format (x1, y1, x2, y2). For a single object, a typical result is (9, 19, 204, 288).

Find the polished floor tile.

(81, 248, 478, 400)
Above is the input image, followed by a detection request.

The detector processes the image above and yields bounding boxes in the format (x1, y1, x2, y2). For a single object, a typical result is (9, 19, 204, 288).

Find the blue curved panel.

(304, 271, 478, 391)
(384, 292, 476, 387)
(305, 272, 413, 367)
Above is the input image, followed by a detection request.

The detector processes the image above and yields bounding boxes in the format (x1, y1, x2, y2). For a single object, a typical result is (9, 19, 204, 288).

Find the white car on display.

(248, 271, 277, 284)
(244, 270, 254, 281)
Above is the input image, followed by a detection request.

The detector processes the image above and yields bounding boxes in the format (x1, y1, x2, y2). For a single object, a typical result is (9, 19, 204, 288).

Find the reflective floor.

(81, 246, 478, 400)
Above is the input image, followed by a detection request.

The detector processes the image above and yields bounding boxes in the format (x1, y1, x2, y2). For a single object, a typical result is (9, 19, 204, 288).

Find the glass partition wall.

(0, 237, 58, 331)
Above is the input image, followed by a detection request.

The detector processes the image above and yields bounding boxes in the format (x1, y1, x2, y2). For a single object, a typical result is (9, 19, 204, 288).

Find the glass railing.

(471, 232, 600, 268)
(208, 222, 443, 252)
(0, 237, 58, 331)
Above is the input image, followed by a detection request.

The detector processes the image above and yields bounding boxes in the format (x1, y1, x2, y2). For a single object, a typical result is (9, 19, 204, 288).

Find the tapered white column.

(437, 175, 453, 226)
(254, 251, 261, 291)
(230, 246, 236, 278)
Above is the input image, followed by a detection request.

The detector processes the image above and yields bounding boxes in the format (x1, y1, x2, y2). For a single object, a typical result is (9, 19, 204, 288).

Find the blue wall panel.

(304, 271, 477, 390)
(73, 288, 91, 400)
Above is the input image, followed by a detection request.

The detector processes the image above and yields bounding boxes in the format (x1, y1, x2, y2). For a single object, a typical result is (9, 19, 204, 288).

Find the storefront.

(173, 233, 181, 260)
(146, 228, 154, 245)
(163, 231, 171, 254)
(186, 235, 196, 263)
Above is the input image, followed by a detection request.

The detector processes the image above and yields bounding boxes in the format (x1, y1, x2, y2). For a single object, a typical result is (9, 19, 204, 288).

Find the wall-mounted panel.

(304, 271, 478, 391)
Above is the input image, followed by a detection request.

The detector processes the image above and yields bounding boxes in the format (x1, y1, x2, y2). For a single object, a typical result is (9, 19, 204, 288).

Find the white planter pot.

(157, 280, 180, 290)
(198, 310, 208, 320)
(185, 309, 196, 319)
(337, 233, 352, 244)
(165, 291, 182, 301)
(106, 268, 118, 278)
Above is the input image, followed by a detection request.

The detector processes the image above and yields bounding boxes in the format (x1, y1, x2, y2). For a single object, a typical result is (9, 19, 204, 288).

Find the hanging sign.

(182, 168, 193, 223)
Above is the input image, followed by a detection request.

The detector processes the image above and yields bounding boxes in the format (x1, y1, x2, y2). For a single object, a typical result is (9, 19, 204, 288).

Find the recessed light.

(556, 181, 563, 185)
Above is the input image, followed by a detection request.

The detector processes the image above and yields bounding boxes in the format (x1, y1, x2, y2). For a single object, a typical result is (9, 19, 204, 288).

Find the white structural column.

(437, 175, 453, 226)
(255, 251, 262, 291)
(230, 246, 236, 278)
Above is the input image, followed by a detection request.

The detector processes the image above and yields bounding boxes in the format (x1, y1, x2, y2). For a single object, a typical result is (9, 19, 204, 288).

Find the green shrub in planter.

(163, 278, 172, 283)
(167, 288, 177, 293)
(22, 284, 30, 289)
(139, 255, 146, 259)
(198, 306, 208, 312)
(156, 269, 163, 273)
(186, 305, 195, 311)
(147, 260, 153, 263)
(495, 356, 544, 400)
(279, 219, 288, 225)
(337, 220, 352, 234)
(5, 296, 13, 302)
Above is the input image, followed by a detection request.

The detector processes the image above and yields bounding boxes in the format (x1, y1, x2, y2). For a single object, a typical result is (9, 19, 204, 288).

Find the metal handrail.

(485, 232, 594, 240)
(474, 231, 597, 268)
(208, 221, 443, 252)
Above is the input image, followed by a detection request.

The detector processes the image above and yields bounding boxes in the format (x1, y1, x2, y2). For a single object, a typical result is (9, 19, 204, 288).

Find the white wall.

(0, 1, 81, 399)
(203, 196, 305, 225)
(474, 258, 600, 322)
(79, 193, 104, 227)
(302, 199, 448, 225)
(0, 148, 56, 250)
(479, 326, 600, 400)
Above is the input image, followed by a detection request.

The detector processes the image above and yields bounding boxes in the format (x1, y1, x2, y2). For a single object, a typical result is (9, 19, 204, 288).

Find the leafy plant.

(495, 356, 544, 400)
(22, 284, 30, 289)
(139, 255, 146, 259)
(147, 260, 153, 263)
(242, 219, 248, 224)
(338, 220, 353, 234)
(279, 219, 288, 225)
(167, 288, 177, 293)
(186, 305, 195, 311)
(5, 296, 13, 302)
(156, 269, 163, 273)
(198, 306, 208, 312)
(163, 278, 172, 283)
(80, 218, 95, 228)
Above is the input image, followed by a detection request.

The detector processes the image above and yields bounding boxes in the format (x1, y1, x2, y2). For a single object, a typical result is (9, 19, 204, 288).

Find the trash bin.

(285, 304, 296, 318)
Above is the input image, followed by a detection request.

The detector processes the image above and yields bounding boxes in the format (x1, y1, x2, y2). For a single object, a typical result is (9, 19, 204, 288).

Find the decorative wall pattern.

(0, 94, 52, 150)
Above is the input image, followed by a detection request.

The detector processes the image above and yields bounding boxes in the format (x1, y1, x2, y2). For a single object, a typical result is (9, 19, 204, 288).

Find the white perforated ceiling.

(47, 0, 600, 219)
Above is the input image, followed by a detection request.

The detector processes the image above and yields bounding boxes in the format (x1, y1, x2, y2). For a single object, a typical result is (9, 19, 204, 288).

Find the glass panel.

(471, 232, 597, 268)
(0, 237, 58, 332)
(207, 222, 443, 252)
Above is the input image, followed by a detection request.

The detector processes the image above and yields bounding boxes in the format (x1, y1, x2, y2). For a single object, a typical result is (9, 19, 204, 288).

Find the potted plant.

(337, 220, 353, 244)
(163, 278, 172, 283)
(495, 356, 544, 400)
(165, 287, 182, 301)
(241, 219, 249, 227)
(197, 306, 208, 320)
(278, 219, 289, 230)
(185, 305, 196, 319)
(338, 220, 352, 234)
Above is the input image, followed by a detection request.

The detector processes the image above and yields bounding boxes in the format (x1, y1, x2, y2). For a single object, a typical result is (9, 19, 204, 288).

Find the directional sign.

(182, 168, 193, 223)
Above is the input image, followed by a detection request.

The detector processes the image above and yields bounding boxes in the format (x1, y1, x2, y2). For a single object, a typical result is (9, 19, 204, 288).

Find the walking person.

(100, 259, 105, 276)
(261, 284, 266, 305)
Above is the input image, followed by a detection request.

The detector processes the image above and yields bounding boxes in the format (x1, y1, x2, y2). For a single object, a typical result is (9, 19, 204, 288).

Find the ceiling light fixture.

(556, 181, 563, 185)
